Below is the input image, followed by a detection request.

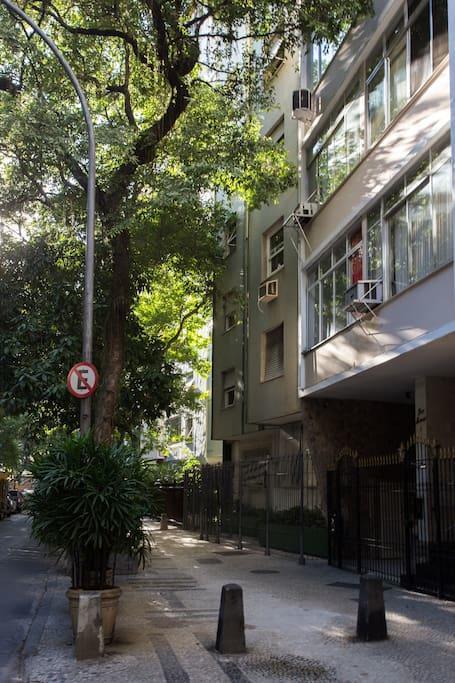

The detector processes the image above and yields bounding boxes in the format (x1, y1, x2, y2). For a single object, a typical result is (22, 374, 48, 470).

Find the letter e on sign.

(67, 362, 99, 399)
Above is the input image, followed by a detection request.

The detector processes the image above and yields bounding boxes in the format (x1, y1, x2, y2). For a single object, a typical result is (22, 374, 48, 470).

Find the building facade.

(212, 0, 453, 489)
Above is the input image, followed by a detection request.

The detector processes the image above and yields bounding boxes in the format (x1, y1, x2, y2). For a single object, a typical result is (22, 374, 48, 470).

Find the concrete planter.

(66, 586, 122, 644)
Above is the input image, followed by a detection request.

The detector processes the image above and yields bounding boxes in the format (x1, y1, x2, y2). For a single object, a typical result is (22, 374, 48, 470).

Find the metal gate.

(327, 437, 455, 599)
(183, 452, 328, 559)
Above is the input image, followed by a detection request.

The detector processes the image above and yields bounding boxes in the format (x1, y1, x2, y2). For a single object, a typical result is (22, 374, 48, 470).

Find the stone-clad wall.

(301, 398, 414, 511)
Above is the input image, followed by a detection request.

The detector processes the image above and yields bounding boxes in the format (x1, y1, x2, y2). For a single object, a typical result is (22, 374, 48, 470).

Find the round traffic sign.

(67, 362, 99, 399)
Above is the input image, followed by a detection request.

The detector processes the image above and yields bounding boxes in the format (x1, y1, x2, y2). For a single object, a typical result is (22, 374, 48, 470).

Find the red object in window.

(351, 251, 363, 284)
(350, 229, 363, 284)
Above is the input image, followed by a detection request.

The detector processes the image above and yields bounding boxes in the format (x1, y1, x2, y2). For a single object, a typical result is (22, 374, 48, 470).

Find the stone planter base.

(66, 587, 122, 644)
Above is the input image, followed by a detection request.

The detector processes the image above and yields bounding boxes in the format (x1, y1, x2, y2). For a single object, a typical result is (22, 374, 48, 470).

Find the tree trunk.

(94, 230, 130, 444)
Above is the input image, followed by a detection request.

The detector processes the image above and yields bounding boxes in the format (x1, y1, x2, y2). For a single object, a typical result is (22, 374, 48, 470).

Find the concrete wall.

(213, 51, 302, 437)
(246, 55, 301, 425)
(212, 199, 246, 441)
(415, 376, 455, 446)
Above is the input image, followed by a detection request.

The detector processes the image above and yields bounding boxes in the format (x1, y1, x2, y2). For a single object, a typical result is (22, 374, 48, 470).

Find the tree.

(0, 0, 371, 442)
(0, 228, 192, 438)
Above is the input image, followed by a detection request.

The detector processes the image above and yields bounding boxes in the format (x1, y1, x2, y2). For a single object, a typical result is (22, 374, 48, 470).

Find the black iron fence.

(183, 452, 328, 560)
(327, 437, 455, 600)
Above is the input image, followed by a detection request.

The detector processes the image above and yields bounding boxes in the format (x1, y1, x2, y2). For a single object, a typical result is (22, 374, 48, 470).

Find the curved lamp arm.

(1, 0, 96, 434)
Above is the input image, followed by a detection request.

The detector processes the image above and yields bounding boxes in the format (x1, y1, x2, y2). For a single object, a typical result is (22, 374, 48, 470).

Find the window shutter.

(264, 325, 284, 381)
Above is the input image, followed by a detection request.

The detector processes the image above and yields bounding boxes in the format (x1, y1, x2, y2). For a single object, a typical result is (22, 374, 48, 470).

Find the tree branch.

(33, 2, 152, 69)
(162, 299, 206, 352)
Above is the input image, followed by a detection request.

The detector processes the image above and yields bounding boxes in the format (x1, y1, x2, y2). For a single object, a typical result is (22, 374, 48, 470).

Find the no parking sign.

(66, 362, 99, 398)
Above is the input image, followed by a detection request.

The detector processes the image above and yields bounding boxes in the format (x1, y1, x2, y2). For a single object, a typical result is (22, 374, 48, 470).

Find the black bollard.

(356, 574, 387, 641)
(216, 583, 246, 654)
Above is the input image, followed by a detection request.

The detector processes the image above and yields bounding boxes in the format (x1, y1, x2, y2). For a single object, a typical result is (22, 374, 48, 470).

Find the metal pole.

(1, 1, 96, 435)
(265, 456, 270, 556)
(298, 450, 306, 565)
(237, 462, 243, 550)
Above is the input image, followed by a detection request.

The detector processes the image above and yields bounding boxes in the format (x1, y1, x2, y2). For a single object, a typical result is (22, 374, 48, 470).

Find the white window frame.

(267, 225, 284, 276)
(222, 370, 236, 408)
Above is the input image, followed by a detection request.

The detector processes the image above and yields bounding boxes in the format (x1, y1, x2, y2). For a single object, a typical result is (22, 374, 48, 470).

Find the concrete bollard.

(160, 513, 168, 530)
(75, 592, 104, 660)
(356, 574, 387, 641)
(216, 583, 246, 654)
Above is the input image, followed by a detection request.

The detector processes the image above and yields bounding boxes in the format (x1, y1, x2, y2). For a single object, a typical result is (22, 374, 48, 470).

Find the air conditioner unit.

(344, 280, 383, 313)
(291, 89, 320, 126)
(294, 202, 319, 222)
(258, 280, 278, 304)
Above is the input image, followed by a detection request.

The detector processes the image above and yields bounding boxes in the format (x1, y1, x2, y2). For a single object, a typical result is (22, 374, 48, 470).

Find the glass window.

(345, 84, 364, 171)
(308, 283, 320, 346)
(321, 274, 334, 340)
(367, 208, 383, 279)
(388, 141, 452, 294)
(268, 226, 284, 274)
(432, 0, 449, 68)
(307, 241, 353, 347)
(410, 2, 431, 94)
(390, 205, 408, 294)
(348, 234, 363, 284)
(222, 369, 236, 408)
(334, 263, 348, 331)
(329, 121, 347, 194)
(367, 62, 386, 144)
(408, 180, 432, 282)
(389, 39, 407, 119)
(432, 158, 452, 266)
(307, 1, 449, 206)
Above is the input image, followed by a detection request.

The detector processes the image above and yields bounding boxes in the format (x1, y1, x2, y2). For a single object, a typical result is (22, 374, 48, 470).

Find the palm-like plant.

(27, 434, 152, 589)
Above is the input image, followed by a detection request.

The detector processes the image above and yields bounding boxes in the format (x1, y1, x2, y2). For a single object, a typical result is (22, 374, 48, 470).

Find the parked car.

(5, 495, 13, 517)
(6, 492, 17, 514)
(7, 490, 23, 513)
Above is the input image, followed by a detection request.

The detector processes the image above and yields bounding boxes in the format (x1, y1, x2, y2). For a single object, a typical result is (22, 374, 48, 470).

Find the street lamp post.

(1, 1, 96, 434)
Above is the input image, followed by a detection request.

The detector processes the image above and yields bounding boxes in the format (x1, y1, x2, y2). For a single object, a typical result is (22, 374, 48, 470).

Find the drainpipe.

(448, 3, 455, 295)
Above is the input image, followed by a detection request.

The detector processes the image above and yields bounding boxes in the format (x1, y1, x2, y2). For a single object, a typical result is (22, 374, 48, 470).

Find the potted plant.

(27, 433, 152, 643)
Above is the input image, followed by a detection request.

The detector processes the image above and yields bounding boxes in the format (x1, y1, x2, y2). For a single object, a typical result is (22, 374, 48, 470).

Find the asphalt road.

(0, 513, 54, 683)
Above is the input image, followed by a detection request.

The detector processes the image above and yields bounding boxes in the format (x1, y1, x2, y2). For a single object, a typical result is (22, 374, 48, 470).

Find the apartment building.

(212, 0, 452, 477)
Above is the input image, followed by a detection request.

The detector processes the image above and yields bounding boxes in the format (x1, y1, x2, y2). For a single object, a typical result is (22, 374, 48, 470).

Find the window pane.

(391, 206, 408, 294)
(308, 284, 320, 346)
(320, 252, 331, 275)
(433, 159, 452, 266)
(308, 159, 317, 200)
(328, 121, 347, 194)
(408, 180, 432, 282)
(318, 147, 329, 203)
(385, 179, 405, 213)
(386, 14, 404, 51)
(270, 227, 283, 253)
(321, 274, 334, 340)
(271, 251, 284, 271)
(410, 3, 431, 95)
(432, 0, 449, 68)
(311, 43, 321, 87)
(368, 62, 385, 143)
(333, 237, 346, 262)
(346, 84, 364, 171)
(334, 262, 348, 332)
(389, 40, 407, 119)
(367, 209, 383, 279)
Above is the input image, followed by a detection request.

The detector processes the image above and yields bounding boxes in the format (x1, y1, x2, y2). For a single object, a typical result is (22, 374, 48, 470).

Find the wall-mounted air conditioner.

(344, 280, 383, 313)
(258, 280, 278, 304)
(295, 201, 319, 219)
(291, 89, 320, 127)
